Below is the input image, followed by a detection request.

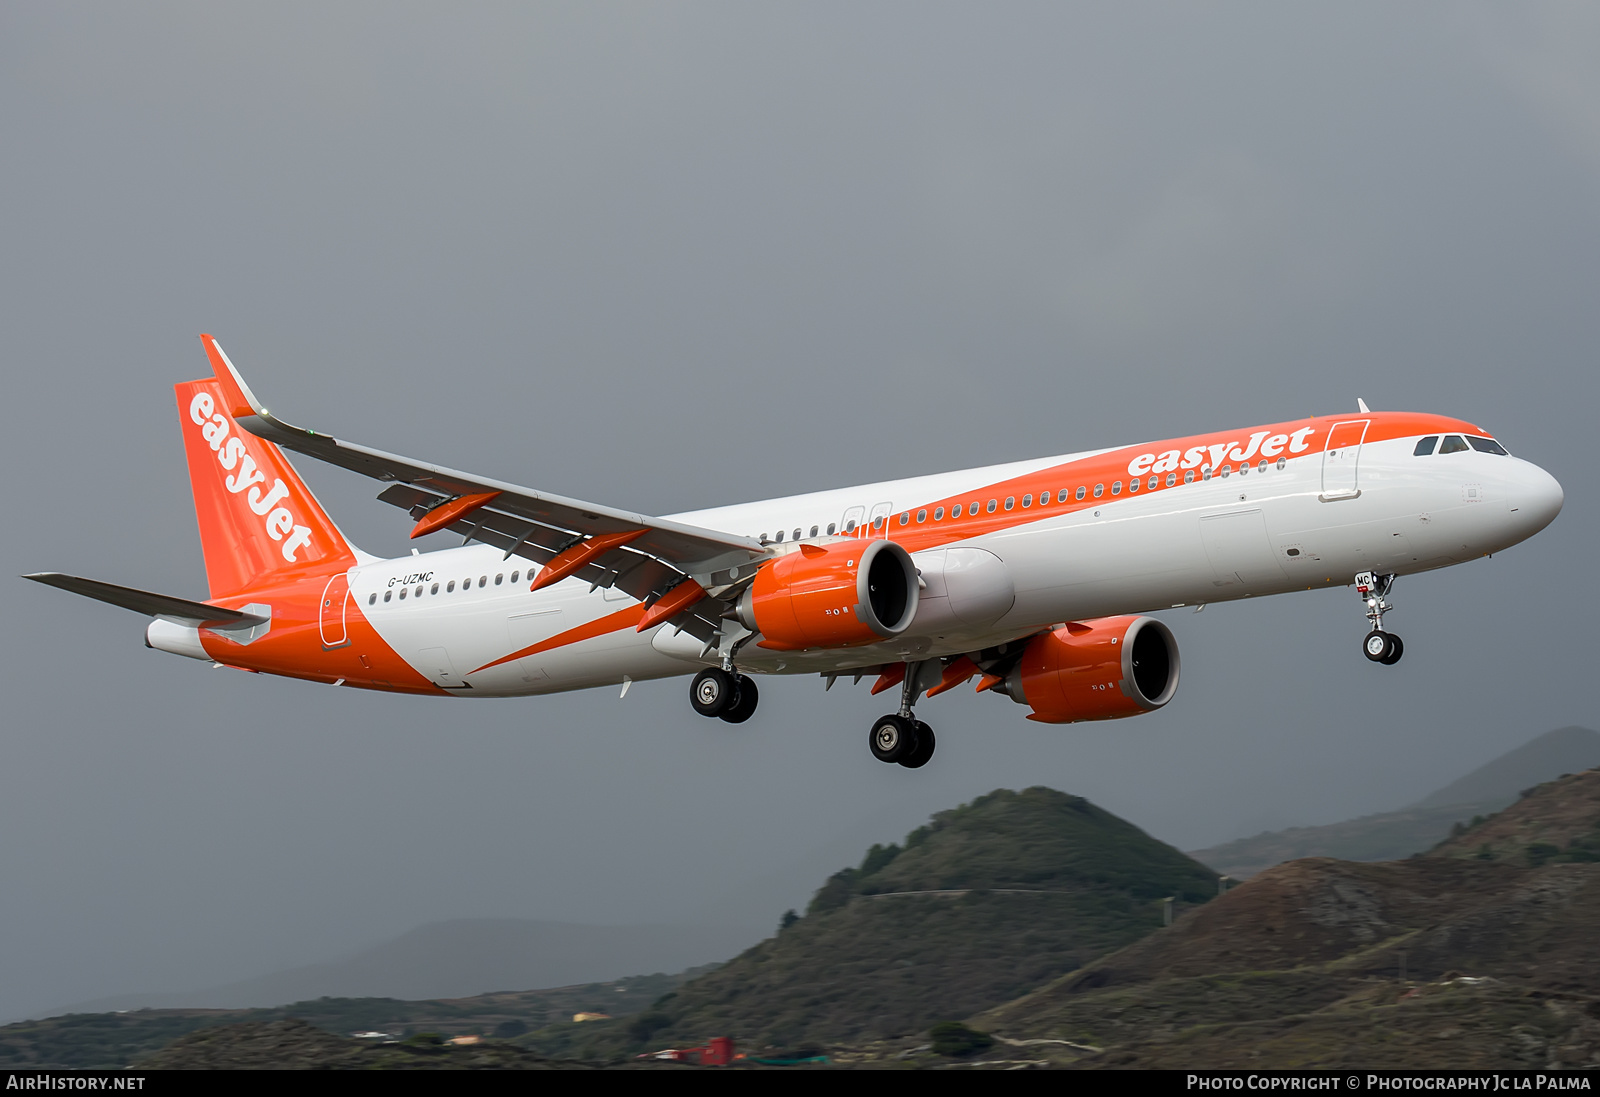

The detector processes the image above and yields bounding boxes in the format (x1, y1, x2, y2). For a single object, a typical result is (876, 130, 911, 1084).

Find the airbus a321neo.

(28, 337, 1564, 768)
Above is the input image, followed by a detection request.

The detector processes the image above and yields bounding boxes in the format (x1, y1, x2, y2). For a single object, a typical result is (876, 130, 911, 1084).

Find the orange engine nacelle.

(737, 539, 919, 651)
(1001, 615, 1180, 724)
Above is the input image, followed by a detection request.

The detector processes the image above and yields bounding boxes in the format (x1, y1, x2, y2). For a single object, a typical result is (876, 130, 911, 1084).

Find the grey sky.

(2, 2, 1596, 1021)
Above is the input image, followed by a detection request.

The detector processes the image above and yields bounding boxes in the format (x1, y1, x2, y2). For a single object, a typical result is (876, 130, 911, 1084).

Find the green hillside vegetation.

(1428, 768, 1600, 866)
(521, 787, 1220, 1056)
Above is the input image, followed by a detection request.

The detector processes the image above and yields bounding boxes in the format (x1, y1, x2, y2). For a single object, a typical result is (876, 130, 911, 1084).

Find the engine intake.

(1002, 615, 1179, 723)
(738, 539, 918, 651)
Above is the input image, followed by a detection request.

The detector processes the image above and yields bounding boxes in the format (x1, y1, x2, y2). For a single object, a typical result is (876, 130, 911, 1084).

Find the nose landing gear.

(1355, 572, 1403, 665)
(868, 662, 937, 768)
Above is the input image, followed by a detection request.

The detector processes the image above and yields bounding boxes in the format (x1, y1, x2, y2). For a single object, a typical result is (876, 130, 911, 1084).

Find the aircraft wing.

(23, 572, 268, 629)
(200, 336, 766, 639)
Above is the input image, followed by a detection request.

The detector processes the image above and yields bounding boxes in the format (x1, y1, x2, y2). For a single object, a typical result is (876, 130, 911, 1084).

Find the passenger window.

(510, 570, 520, 583)
(844, 521, 855, 533)
(1239, 464, 1249, 476)
(1185, 470, 1195, 483)
(1220, 466, 1231, 478)
(1021, 494, 1032, 508)
(1147, 476, 1158, 490)
(1093, 484, 1104, 498)
(1414, 436, 1439, 456)
(1276, 457, 1286, 470)
(1129, 478, 1140, 492)
(399, 588, 407, 600)
(430, 582, 439, 594)
(495, 574, 503, 585)
(810, 526, 819, 537)
(986, 499, 997, 513)
(415, 585, 424, 598)
(384, 590, 392, 602)
(1440, 435, 1469, 454)
(479, 576, 487, 587)
(1075, 486, 1086, 501)
(1166, 473, 1177, 487)
(368, 593, 377, 605)
(1468, 436, 1509, 455)
(1257, 460, 1266, 472)
(934, 507, 944, 520)
(916, 510, 927, 523)
(775, 530, 785, 542)
(1110, 482, 1121, 495)
(447, 580, 455, 592)
(873, 516, 885, 529)
(1202, 467, 1211, 481)
(1058, 489, 1070, 503)
(898, 514, 909, 526)
(1004, 497, 1014, 511)
(827, 523, 837, 535)
(951, 504, 963, 517)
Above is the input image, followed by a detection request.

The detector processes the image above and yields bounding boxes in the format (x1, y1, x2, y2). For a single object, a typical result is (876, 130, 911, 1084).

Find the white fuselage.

(344, 434, 1560, 697)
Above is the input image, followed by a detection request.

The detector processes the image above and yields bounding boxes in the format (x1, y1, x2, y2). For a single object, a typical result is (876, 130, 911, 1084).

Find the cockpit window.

(1467, 436, 1509, 455)
(1414, 436, 1438, 456)
(1439, 435, 1469, 454)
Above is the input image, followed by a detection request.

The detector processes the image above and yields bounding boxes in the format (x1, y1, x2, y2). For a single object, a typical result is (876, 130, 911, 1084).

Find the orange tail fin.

(176, 370, 356, 600)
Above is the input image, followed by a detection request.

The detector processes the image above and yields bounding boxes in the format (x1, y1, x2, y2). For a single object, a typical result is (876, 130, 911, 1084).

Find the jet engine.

(999, 615, 1179, 723)
(738, 539, 919, 651)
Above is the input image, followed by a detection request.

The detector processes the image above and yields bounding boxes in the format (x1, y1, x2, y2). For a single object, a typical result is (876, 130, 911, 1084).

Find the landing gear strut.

(868, 662, 937, 768)
(1355, 571, 1403, 665)
(690, 667, 760, 722)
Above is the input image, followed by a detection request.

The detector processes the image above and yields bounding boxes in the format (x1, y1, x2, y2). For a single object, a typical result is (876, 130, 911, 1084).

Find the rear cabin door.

(319, 572, 351, 649)
(1321, 419, 1369, 500)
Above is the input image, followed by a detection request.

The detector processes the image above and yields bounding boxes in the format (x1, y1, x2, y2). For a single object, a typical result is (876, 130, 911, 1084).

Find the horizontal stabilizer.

(22, 573, 268, 629)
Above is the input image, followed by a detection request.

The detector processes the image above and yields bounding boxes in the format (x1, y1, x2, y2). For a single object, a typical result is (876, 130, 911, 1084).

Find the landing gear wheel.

(899, 721, 936, 769)
(720, 675, 759, 723)
(869, 714, 919, 764)
(690, 667, 738, 717)
(1363, 630, 1396, 663)
(1379, 634, 1404, 666)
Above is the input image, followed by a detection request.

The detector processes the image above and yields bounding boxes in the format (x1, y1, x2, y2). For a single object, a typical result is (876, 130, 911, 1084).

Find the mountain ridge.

(1190, 726, 1600, 878)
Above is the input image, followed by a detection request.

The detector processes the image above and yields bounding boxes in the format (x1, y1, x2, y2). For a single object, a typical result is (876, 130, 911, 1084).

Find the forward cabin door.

(1321, 419, 1369, 500)
(319, 572, 351, 649)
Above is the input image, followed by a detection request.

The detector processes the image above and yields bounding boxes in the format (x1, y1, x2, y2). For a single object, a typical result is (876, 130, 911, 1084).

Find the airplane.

(26, 336, 1564, 769)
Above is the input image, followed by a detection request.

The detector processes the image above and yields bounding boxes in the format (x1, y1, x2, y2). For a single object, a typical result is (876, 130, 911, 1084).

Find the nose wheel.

(1355, 572, 1403, 665)
(690, 667, 760, 722)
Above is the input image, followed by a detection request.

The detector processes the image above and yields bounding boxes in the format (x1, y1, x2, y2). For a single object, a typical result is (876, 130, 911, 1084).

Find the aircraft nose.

(1511, 461, 1563, 536)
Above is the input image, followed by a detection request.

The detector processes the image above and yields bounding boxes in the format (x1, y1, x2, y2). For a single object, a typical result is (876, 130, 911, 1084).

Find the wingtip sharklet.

(199, 333, 270, 423)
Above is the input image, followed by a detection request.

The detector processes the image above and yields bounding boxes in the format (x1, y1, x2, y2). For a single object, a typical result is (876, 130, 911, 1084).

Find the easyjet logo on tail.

(188, 391, 314, 562)
(1126, 427, 1317, 478)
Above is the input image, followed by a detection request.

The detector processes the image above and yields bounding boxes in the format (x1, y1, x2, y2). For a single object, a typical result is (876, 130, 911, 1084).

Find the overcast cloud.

(1, 2, 1595, 1021)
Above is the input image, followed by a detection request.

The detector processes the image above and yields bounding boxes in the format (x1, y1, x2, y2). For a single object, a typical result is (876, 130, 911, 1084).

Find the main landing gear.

(869, 664, 936, 769)
(690, 666, 760, 723)
(1355, 571, 1404, 666)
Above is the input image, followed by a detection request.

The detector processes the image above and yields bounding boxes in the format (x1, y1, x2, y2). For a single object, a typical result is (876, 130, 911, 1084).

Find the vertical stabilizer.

(176, 373, 356, 599)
